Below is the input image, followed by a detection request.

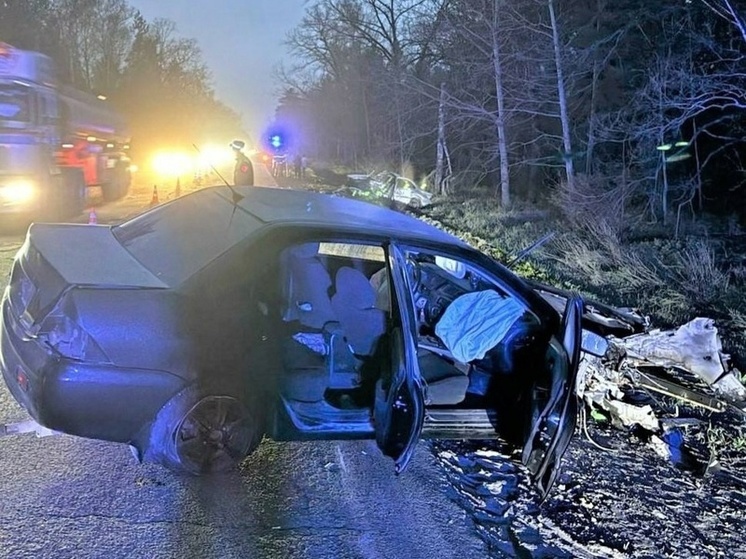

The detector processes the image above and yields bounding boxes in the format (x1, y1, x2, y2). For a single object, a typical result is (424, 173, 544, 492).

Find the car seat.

(331, 267, 387, 356)
(278, 243, 338, 402)
(417, 350, 470, 405)
(280, 243, 337, 329)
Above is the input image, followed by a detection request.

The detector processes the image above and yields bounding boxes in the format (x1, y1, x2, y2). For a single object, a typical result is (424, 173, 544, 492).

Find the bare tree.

(701, 0, 746, 43)
(547, 0, 575, 192)
(285, 0, 448, 170)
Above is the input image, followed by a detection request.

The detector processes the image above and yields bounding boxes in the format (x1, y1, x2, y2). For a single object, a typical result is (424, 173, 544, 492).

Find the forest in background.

(279, 0, 746, 230)
(0, 0, 243, 158)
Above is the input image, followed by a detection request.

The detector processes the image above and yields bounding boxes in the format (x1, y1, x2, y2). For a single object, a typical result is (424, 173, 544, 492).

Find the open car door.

(373, 244, 426, 474)
(522, 295, 583, 498)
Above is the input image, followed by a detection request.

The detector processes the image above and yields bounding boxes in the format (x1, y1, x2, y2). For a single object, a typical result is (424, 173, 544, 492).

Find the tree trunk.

(362, 85, 372, 157)
(658, 67, 668, 225)
(548, 0, 575, 191)
(435, 82, 447, 196)
(585, 0, 602, 175)
(660, 147, 669, 224)
(693, 120, 703, 211)
(492, 2, 510, 207)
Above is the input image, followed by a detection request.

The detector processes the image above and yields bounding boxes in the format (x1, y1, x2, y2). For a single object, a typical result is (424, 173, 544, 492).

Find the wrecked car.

(2, 185, 582, 497)
(346, 171, 433, 208)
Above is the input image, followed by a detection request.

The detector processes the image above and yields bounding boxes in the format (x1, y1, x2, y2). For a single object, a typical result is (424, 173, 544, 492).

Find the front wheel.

(147, 385, 263, 475)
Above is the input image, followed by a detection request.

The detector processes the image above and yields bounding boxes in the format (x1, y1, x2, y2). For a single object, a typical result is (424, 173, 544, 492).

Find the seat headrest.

(289, 242, 319, 259)
(335, 267, 376, 308)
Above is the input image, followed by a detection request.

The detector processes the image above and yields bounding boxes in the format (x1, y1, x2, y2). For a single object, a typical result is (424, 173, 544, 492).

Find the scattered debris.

(620, 318, 746, 400)
(604, 400, 659, 431)
(577, 315, 746, 474)
(0, 419, 58, 438)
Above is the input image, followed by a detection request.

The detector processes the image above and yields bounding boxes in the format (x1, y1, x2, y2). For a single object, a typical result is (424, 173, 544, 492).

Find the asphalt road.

(0, 165, 490, 559)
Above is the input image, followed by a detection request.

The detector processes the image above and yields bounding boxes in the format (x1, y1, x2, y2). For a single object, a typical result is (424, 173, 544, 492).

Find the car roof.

(113, 185, 468, 285)
(217, 185, 464, 246)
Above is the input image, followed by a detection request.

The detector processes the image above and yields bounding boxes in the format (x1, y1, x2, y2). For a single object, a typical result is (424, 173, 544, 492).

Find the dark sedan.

(1, 185, 584, 497)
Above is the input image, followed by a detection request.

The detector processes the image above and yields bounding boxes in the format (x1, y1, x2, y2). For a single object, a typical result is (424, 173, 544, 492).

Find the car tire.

(409, 198, 421, 209)
(147, 385, 262, 475)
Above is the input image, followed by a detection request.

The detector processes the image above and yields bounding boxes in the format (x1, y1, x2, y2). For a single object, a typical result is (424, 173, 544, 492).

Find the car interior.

(269, 239, 548, 432)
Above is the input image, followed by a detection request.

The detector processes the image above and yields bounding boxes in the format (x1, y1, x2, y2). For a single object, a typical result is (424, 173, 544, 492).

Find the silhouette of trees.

(283, 0, 746, 221)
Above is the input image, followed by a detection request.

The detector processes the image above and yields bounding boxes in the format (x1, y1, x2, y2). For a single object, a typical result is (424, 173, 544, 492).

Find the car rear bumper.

(1, 298, 184, 444)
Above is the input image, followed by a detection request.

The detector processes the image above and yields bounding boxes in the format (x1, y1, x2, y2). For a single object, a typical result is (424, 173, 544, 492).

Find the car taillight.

(38, 312, 109, 363)
(16, 367, 29, 392)
(7, 264, 38, 328)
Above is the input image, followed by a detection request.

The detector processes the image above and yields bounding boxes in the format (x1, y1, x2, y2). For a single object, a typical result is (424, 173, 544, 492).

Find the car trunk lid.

(7, 223, 167, 335)
(27, 223, 168, 288)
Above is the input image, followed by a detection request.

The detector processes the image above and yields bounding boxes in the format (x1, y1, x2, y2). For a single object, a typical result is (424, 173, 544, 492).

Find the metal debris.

(579, 317, 745, 438)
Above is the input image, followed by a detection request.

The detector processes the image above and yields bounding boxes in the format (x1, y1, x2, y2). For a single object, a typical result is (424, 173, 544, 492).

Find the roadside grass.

(707, 424, 746, 469)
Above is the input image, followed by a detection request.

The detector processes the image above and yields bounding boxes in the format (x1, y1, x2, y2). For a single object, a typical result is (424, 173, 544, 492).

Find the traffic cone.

(87, 208, 97, 225)
(150, 185, 159, 207)
(174, 177, 181, 198)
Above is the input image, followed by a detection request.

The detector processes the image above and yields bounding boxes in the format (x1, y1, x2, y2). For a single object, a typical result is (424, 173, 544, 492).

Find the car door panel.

(373, 327, 425, 473)
(521, 295, 583, 498)
(373, 244, 425, 473)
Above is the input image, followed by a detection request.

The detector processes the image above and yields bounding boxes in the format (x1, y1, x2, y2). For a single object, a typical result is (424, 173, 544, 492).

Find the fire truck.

(0, 42, 131, 222)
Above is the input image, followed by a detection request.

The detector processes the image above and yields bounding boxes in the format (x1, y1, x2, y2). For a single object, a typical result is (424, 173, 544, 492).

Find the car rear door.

(522, 295, 583, 498)
(373, 243, 426, 474)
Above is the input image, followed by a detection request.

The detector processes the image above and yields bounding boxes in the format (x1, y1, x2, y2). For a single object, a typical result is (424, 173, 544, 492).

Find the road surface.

(0, 165, 490, 559)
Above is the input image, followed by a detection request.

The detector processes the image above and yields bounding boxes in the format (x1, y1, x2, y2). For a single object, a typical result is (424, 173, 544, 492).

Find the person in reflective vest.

(230, 140, 254, 186)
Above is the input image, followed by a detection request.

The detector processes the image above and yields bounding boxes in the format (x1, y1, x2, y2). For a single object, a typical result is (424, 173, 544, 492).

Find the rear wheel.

(148, 385, 262, 475)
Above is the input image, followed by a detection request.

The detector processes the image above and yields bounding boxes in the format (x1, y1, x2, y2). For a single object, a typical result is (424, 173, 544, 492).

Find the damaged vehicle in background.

(2, 185, 602, 497)
(345, 171, 433, 208)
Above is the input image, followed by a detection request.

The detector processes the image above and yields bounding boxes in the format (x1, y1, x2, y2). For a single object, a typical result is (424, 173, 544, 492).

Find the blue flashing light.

(270, 135, 283, 149)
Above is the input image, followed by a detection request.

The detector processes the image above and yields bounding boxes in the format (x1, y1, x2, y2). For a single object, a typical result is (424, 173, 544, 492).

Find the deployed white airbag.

(435, 290, 525, 363)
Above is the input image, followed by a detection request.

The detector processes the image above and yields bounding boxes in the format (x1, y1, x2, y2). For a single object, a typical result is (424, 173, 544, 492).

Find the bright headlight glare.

(152, 152, 192, 176)
(0, 180, 36, 203)
(196, 144, 232, 167)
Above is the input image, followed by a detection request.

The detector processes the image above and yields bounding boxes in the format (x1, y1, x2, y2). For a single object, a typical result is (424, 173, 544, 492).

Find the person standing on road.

(230, 140, 254, 186)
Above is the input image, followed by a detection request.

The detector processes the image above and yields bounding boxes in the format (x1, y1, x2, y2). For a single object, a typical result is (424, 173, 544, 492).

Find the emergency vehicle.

(0, 42, 131, 221)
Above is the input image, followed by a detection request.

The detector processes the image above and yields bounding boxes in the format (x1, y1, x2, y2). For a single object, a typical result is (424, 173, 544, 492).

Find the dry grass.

(552, 173, 636, 235)
(669, 240, 731, 305)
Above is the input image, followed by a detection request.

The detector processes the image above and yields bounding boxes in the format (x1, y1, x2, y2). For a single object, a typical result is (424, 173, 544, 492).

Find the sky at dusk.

(128, 0, 307, 138)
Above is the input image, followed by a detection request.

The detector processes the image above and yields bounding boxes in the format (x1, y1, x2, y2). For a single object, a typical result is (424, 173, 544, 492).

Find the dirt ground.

(433, 410, 746, 559)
